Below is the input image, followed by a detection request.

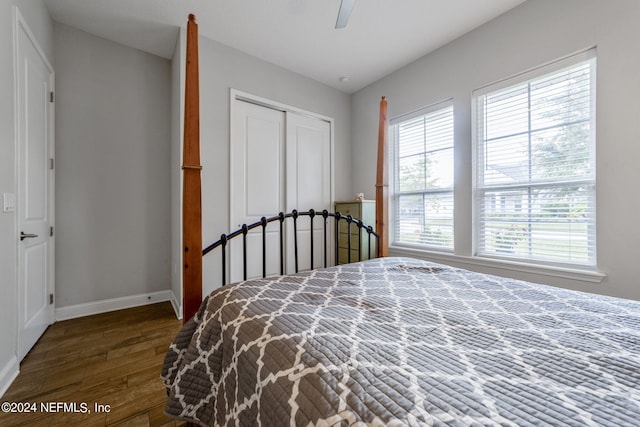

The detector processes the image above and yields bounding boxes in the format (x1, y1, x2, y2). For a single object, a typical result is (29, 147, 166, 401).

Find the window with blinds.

(473, 50, 596, 267)
(392, 102, 454, 250)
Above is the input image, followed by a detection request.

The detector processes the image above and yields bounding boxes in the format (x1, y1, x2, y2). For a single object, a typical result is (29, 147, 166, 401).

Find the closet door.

(230, 100, 285, 282)
(285, 112, 331, 272)
(231, 98, 332, 281)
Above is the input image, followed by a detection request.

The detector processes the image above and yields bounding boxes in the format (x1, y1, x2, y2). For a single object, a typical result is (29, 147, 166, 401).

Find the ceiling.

(44, 0, 527, 94)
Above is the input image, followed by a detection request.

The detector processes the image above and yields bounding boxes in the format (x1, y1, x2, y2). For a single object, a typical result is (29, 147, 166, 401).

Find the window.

(473, 51, 596, 267)
(392, 102, 454, 250)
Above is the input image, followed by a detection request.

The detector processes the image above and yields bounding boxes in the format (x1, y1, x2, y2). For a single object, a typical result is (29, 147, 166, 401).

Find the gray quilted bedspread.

(162, 257, 640, 426)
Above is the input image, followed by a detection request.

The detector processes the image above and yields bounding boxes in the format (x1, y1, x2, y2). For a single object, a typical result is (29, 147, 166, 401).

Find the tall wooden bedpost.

(376, 96, 389, 257)
(182, 14, 202, 323)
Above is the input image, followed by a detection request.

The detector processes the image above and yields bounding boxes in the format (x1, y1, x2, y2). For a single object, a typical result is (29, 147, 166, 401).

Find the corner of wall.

(169, 289, 182, 320)
(0, 356, 19, 398)
(170, 26, 185, 321)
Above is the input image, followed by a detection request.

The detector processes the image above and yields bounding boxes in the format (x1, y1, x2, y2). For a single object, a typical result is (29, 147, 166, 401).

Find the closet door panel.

(230, 97, 333, 281)
(286, 112, 331, 272)
(230, 100, 285, 283)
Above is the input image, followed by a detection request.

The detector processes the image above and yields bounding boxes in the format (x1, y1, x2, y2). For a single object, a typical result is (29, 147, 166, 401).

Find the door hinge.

(49, 91, 54, 103)
(49, 293, 54, 304)
(50, 158, 54, 170)
(50, 226, 54, 237)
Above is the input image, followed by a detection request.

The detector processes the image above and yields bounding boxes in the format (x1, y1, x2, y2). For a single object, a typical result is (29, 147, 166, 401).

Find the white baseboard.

(0, 355, 19, 399)
(55, 290, 171, 321)
(169, 290, 182, 320)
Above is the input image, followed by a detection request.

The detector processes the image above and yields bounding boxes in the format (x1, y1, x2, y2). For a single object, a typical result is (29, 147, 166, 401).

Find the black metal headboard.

(203, 209, 379, 286)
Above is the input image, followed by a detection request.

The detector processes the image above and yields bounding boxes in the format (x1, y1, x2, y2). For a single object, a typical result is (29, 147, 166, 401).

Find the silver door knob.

(20, 231, 38, 241)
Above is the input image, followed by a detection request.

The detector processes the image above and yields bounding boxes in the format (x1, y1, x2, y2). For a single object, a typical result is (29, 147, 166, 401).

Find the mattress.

(162, 257, 640, 426)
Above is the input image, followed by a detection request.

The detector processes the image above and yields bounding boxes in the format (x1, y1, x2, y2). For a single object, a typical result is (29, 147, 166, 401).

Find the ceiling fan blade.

(335, 0, 356, 29)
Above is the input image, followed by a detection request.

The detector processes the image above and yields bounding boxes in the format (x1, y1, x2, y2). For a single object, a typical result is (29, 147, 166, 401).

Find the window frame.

(472, 49, 597, 269)
(390, 100, 455, 252)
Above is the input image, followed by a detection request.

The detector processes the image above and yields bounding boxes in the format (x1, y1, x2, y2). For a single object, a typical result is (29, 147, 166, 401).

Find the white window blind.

(474, 51, 596, 267)
(392, 103, 454, 250)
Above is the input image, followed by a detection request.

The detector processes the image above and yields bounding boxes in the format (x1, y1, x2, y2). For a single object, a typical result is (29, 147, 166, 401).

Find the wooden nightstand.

(335, 200, 376, 264)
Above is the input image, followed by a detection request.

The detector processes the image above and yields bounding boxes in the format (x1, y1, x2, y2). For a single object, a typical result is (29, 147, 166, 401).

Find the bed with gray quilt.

(162, 257, 640, 426)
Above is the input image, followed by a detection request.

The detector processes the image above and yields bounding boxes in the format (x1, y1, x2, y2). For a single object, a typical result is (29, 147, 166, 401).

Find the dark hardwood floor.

(0, 302, 186, 426)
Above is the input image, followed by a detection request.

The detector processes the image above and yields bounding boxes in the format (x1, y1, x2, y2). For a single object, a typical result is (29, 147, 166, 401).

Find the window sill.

(389, 245, 606, 284)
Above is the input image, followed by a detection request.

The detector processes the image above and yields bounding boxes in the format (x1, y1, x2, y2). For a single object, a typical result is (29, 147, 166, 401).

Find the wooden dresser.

(335, 200, 376, 264)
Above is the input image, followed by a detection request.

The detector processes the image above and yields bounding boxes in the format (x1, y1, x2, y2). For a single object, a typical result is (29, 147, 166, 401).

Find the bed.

(163, 257, 640, 426)
(164, 14, 640, 426)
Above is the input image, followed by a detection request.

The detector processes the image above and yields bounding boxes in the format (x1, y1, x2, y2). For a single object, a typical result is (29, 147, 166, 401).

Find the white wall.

(54, 23, 172, 310)
(0, 0, 53, 397)
(172, 35, 352, 298)
(170, 28, 185, 318)
(352, 0, 640, 300)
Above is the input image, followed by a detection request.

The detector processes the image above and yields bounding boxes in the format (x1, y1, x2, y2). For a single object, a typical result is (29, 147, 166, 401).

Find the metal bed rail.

(203, 209, 379, 286)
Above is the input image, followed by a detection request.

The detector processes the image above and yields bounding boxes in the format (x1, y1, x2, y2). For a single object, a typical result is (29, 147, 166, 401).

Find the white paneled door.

(15, 8, 55, 360)
(285, 112, 331, 272)
(231, 100, 286, 281)
(231, 96, 332, 282)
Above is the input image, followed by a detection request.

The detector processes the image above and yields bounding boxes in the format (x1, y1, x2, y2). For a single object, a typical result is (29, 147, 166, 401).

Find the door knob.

(20, 231, 38, 241)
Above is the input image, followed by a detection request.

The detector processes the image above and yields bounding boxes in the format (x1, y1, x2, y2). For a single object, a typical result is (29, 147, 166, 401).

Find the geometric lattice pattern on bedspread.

(161, 257, 640, 426)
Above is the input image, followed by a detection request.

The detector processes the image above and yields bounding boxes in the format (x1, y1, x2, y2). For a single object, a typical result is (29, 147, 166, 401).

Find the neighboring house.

(2, 0, 639, 397)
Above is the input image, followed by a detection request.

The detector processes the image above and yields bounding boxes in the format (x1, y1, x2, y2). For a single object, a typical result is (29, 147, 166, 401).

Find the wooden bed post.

(182, 14, 202, 323)
(375, 96, 389, 257)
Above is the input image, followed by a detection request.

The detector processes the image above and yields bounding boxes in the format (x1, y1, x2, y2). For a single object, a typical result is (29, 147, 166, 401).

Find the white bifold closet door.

(231, 99, 331, 283)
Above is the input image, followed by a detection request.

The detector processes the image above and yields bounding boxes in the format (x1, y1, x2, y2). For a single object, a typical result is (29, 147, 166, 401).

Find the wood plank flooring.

(0, 302, 186, 427)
